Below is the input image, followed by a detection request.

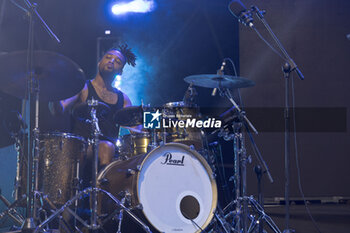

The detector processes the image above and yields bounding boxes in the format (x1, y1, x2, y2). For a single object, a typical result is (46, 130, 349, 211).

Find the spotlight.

(111, 0, 155, 15)
(104, 30, 111, 35)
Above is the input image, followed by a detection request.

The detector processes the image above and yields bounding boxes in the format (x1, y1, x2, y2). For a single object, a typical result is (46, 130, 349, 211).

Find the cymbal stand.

(87, 97, 100, 231)
(17, 0, 60, 230)
(35, 188, 152, 233)
(0, 189, 25, 226)
(219, 88, 281, 233)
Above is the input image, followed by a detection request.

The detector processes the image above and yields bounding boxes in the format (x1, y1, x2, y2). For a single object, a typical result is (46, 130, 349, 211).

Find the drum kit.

(0, 49, 283, 233)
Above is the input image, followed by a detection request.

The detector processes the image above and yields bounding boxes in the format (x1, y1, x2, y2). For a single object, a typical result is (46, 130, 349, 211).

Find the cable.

(224, 57, 238, 77)
(291, 75, 322, 233)
(252, 27, 287, 62)
(10, 0, 28, 13)
(224, 57, 244, 109)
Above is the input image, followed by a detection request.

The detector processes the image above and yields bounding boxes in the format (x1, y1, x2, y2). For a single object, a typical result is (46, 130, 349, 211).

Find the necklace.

(92, 83, 117, 104)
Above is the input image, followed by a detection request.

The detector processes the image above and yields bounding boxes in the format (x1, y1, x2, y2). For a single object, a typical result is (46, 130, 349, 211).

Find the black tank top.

(72, 80, 124, 142)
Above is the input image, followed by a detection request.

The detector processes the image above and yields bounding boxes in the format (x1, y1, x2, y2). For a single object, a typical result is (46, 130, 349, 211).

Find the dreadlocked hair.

(109, 43, 136, 67)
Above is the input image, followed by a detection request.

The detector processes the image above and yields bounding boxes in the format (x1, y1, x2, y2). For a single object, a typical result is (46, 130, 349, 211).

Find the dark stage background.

(0, 0, 349, 231)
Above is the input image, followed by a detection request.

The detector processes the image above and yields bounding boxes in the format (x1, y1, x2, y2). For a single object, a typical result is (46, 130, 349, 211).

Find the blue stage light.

(112, 74, 122, 90)
(111, 54, 150, 106)
(111, 0, 155, 15)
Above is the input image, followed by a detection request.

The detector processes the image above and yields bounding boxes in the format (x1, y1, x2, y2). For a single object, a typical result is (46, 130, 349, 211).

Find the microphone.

(212, 60, 226, 96)
(183, 83, 197, 105)
(228, 0, 254, 28)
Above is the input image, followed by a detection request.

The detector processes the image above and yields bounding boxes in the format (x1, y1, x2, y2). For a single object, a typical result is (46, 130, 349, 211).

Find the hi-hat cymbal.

(114, 106, 143, 127)
(184, 74, 255, 89)
(0, 50, 85, 101)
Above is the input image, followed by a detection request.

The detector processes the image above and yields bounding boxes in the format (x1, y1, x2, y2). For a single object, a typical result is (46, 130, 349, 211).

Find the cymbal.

(121, 126, 145, 134)
(0, 50, 85, 101)
(184, 74, 255, 89)
(114, 106, 143, 127)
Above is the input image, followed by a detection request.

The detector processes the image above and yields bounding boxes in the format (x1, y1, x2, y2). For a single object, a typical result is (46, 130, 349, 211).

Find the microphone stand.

(251, 6, 305, 233)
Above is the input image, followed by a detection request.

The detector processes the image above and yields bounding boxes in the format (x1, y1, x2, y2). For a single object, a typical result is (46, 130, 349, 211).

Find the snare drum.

(15, 132, 86, 205)
(98, 143, 217, 233)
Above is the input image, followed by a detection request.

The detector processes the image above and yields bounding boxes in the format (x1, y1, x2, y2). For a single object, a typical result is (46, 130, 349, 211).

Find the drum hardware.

(254, 165, 264, 233)
(206, 141, 233, 205)
(0, 190, 25, 226)
(0, 5, 82, 227)
(185, 72, 279, 232)
(104, 191, 132, 233)
(35, 187, 152, 233)
(223, 196, 281, 233)
(33, 99, 152, 232)
(217, 89, 279, 233)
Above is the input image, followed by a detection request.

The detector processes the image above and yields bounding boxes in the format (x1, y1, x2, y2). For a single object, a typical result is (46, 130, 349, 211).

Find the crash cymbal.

(114, 106, 143, 127)
(184, 74, 255, 89)
(72, 101, 111, 120)
(0, 50, 85, 101)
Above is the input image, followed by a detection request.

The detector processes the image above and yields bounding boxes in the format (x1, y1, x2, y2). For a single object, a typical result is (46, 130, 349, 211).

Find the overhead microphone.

(228, 0, 254, 28)
(212, 60, 226, 96)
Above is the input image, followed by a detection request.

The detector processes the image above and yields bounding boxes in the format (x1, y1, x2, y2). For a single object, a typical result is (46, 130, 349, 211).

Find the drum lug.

(136, 165, 141, 171)
(134, 203, 143, 210)
(118, 190, 132, 205)
(127, 169, 136, 175)
(57, 189, 62, 198)
(72, 178, 79, 188)
(98, 178, 109, 185)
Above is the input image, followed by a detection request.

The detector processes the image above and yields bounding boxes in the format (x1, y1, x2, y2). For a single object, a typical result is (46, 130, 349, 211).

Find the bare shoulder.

(79, 82, 89, 102)
(122, 92, 132, 107)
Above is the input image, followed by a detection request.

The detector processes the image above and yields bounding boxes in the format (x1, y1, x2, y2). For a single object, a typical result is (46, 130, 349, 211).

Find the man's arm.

(49, 83, 88, 115)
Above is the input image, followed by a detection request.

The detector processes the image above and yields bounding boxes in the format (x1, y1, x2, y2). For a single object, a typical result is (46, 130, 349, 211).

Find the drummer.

(49, 44, 136, 170)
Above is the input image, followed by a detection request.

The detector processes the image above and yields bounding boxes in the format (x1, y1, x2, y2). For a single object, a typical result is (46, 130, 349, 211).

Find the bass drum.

(97, 143, 217, 233)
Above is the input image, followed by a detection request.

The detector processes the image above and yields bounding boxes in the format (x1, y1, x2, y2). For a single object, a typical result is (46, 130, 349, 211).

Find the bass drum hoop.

(139, 142, 218, 233)
(136, 143, 217, 232)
